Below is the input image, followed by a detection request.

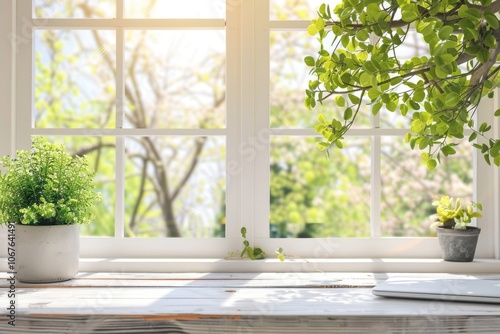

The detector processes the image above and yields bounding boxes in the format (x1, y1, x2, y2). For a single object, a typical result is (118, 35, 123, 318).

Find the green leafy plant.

(430, 196, 482, 230)
(305, 1, 500, 168)
(0, 137, 101, 225)
(240, 227, 285, 261)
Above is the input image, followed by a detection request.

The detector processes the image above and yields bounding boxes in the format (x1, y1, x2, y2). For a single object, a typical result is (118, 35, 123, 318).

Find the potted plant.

(0, 137, 101, 283)
(430, 196, 482, 262)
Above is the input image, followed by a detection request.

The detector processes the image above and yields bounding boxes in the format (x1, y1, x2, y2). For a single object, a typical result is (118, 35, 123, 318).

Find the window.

(1, 0, 499, 269)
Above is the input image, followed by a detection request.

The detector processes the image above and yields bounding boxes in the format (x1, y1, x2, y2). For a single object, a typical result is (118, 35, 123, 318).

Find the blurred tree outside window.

(32, 0, 226, 238)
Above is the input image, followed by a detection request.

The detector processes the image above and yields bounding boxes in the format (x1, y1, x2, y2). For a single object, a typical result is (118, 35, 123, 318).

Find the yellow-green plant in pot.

(0, 138, 101, 282)
(430, 196, 482, 262)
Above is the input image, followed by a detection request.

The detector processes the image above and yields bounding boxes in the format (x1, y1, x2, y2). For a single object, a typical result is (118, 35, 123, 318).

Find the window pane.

(270, 136, 371, 238)
(124, 30, 225, 129)
(124, 136, 226, 238)
(270, 30, 316, 129)
(380, 30, 430, 128)
(36, 136, 116, 237)
(271, 31, 371, 129)
(34, 0, 115, 18)
(125, 0, 225, 18)
(380, 137, 473, 237)
(270, 0, 329, 20)
(34, 30, 116, 128)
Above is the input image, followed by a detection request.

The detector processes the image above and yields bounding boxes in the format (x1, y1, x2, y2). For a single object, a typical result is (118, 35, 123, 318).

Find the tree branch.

(128, 157, 148, 234)
(171, 137, 207, 201)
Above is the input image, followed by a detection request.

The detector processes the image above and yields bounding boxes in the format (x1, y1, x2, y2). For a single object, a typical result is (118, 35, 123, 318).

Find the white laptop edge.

(372, 278, 500, 304)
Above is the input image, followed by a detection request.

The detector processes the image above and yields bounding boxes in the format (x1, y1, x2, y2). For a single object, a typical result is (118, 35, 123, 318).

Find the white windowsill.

(2, 257, 498, 273)
(76, 257, 500, 273)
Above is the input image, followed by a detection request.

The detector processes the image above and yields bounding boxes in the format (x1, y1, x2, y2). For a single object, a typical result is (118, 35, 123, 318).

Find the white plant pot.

(15, 224, 80, 283)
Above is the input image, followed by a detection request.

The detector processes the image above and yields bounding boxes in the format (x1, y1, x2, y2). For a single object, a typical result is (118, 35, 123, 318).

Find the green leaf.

(491, 142, 500, 157)
(458, 5, 481, 21)
(401, 3, 419, 22)
(404, 132, 411, 143)
(335, 96, 346, 107)
(317, 142, 330, 151)
(484, 153, 491, 165)
(484, 10, 499, 29)
(362, 61, 377, 74)
(418, 137, 429, 150)
(438, 25, 454, 40)
(386, 102, 397, 112)
(304, 56, 315, 66)
(390, 77, 402, 86)
(408, 100, 420, 110)
(409, 137, 417, 149)
(368, 88, 381, 100)
(315, 17, 325, 31)
(442, 145, 456, 156)
(458, 19, 479, 40)
(344, 108, 353, 120)
(413, 89, 425, 102)
(341, 34, 350, 48)
(433, 122, 447, 136)
(469, 132, 477, 142)
(400, 104, 408, 116)
(479, 122, 491, 132)
(372, 102, 382, 115)
(307, 24, 318, 36)
(465, 45, 482, 56)
(426, 159, 437, 170)
(360, 72, 373, 87)
(445, 92, 459, 107)
(348, 94, 360, 104)
(484, 34, 496, 49)
(253, 247, 265, 259)
(355, 29, 370, 41)
(332, 25, 343, 36)
(314, 124, 326, 133)
(411, 119, 426, 133)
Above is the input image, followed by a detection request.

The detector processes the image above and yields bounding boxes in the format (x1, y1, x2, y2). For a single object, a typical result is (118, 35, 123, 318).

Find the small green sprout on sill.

(240, 227, 285, 262)
(275, 247, 285, 262)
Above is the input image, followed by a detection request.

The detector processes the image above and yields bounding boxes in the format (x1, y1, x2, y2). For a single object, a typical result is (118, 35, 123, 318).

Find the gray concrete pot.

(15, 224, 79, 283)
(436, 226, 480, 262)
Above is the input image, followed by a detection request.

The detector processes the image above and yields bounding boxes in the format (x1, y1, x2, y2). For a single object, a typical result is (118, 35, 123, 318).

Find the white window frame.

(1, 0, 499, 273)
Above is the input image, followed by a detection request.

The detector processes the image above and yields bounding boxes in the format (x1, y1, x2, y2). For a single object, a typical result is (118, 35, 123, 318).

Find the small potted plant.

(0, 137, 101, 282)
(430, 196, 482, 262)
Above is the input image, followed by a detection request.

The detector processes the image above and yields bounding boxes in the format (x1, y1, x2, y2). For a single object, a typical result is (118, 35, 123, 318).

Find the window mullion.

(225, 0, 242, 241)
(495, 90, 500, 259)
(114, 0, 125, 238)
(253, 0, 270, 239)
(368, 32, 382, 238)
(371, 115, 382, 238)
(474, 93, 497, 257)
(240, 0, 257, 241)
(16, 0, 33, 151)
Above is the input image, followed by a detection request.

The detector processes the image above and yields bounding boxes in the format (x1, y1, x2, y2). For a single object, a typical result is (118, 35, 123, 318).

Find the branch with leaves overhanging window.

(305, 1, 500, 168)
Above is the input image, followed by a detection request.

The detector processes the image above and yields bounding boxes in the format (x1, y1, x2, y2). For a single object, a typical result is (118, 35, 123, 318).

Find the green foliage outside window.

(305, 0, 500, 168)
